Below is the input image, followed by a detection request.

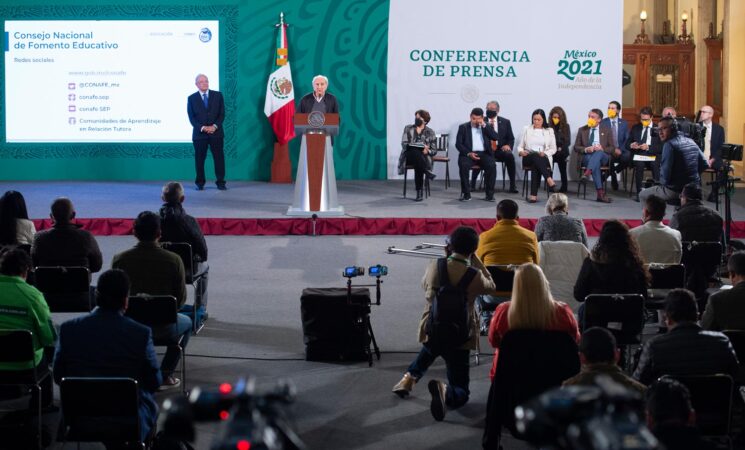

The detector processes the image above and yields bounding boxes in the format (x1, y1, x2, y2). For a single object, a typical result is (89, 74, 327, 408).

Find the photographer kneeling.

(391, 226, 497, 421)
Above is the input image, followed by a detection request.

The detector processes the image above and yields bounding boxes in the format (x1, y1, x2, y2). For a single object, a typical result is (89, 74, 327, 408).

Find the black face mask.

(414, 118, 424, 127)
(486, 110, 497, 119)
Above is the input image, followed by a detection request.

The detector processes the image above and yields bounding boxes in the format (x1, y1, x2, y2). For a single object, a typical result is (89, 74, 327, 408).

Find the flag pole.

(270, 12, 292, 183)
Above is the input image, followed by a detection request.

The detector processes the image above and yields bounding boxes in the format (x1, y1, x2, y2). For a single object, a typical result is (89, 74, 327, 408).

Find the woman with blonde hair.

(487, 263, 579, 380)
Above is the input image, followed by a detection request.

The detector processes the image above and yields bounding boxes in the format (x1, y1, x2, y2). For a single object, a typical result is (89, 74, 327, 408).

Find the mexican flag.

(263, 20, 295, 145)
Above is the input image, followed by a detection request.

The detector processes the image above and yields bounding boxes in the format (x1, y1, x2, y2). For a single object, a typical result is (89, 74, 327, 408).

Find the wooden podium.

(286, 112, 344, 216)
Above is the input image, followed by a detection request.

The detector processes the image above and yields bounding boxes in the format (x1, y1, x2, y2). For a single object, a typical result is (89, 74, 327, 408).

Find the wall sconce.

(634, 10, 651, 44)
(678, 11, 692, 44)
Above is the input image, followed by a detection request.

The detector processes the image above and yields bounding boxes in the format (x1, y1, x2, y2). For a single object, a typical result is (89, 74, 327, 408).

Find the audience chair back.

(646, 263, 686, 309)
(126, 295, 186, 394)
(160, 241, 206, 333)
(483, 330, 580, 449)
(662, 374, 734, 444)
(723, 330, 745, 384)
(60, 377, 143, 447)
(538, 241, 590, 311)
(432, 133, 450, 189)
(681, 241, 723, 297)
(0, 330, 51, 450)
(486, 265, 516, 299)
(33, 266, 91, 312)
(583, 294, 645, 345)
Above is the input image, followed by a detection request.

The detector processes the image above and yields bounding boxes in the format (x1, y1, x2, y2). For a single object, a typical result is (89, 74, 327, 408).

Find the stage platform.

(4, 179, 744, 237)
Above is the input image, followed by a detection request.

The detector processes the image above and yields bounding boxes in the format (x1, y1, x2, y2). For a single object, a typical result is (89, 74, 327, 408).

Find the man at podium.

(299, 75, 339, 114)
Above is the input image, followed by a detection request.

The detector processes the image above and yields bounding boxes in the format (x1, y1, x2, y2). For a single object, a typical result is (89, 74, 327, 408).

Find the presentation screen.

(4, 20, 219, 143)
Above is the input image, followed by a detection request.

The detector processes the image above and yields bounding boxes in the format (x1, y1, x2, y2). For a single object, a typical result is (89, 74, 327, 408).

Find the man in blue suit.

(601, 100, 629, 191)
(53, 269, 162, 442)
(187, 74, 226, 191)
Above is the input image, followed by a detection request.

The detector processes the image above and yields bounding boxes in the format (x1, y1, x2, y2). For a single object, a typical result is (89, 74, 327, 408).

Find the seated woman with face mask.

(398, 110, 438, 202)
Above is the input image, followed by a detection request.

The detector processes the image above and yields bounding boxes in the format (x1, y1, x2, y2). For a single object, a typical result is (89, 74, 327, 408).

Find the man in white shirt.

(626, 106, 662, 201)
(630, 195, 682, 264)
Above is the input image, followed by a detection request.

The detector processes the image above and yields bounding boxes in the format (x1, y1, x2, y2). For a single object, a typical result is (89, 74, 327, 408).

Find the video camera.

(721, 143, 743, 162)
(154, 378, 306, 450)
(514, 376, 657, 450)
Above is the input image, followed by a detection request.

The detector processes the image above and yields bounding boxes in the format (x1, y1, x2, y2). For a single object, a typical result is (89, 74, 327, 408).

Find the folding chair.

(0, 330, 51, 450)
(126, 295, 186, 394)
(473, 265, 516, 365)
(576, 163, 610, 199)
(33, 266, 91, 312)
(483, 330, 580, 449)
(646, 263, 685, 309)
(663, 374, 734, 449)
(432, 133, 450, 189)
(583, 294, 645, 369)
(60, 377, 144, 449)
(723, 330, 745, 385)
(681, 241, 723, 302)
(402, 164, 430, 198)
(161, 242, 207, 333)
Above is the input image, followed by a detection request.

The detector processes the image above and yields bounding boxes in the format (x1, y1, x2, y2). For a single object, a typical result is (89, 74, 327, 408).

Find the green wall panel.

(0, 0, 388, 181)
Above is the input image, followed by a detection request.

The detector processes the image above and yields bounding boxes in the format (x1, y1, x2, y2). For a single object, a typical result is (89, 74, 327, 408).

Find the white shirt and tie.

(471, 126, 485, 152)
(704, 122, 712, 160)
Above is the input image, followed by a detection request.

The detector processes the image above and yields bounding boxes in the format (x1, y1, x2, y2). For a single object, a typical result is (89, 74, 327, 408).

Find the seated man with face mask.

(398, 109, 438, 202)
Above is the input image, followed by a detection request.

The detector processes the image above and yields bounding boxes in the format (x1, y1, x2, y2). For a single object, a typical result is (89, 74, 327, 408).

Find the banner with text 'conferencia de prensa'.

(386, 0, 623, 179)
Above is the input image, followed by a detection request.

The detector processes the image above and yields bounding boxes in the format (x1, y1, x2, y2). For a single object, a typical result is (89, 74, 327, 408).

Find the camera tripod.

(346, 277, 381, 367)
(707, 159, 741, 252)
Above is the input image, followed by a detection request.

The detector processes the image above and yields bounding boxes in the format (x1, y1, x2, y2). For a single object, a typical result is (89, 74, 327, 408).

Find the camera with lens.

(721, 143, 743, 162)
(154, 378, 306, 450)
(367, 265, 388, 277)
(514, 376, 657, 450)
(342, 266, 365, 278)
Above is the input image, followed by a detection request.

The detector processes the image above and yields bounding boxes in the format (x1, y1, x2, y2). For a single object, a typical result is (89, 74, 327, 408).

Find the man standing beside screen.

(299, 75, 339, 114)
(187, 74, 226, 191)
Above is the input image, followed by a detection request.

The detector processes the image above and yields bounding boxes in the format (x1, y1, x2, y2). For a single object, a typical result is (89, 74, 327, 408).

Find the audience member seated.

(701, 251, 745, 331)
(31, 198, 103, 300)
(645, 378, 716, 450)
(0, 190, 35, 248)
(397, 110, 437, 202)
(391, 226, 496, 422)
(53, 269, 162, 442)
(0, 248, 56, 409)
(533, 193, 588, 247)
(516, 108, 557, 203)
(669, 183, 723, 242)
(639, 116, 708, 206)
(574, 220, 650, 327)
(629, 195, 682, 264)
(476, 199, 539, 330)
(563, 327, 645, 395)
(159, 181, 210, 311)
(488, 263, 579, 380)
(111, 211, 191, 389)
(633, 289, 738, 385)
(476, 199, 539, 267)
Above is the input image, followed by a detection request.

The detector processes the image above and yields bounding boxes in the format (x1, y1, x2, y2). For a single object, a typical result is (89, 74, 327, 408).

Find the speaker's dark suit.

(53, 308, 162, 442)
(456, 122, 500, 197)
(707, 122, 725, 170)
(625, 123, 662, 194)
(187, 89, 225, 188)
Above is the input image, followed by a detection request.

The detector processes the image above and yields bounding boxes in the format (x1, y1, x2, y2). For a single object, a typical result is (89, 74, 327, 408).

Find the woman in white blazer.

(517, 109, 557, 203)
